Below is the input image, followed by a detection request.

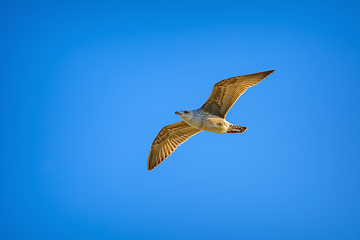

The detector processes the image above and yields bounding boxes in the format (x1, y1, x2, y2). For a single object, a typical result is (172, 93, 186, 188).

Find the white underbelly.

(184, 116, 229, 134)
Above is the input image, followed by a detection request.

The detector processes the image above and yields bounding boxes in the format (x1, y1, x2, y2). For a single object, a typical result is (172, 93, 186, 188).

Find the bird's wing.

(147, 121, 202, 170)
(200, 70, 274, 118)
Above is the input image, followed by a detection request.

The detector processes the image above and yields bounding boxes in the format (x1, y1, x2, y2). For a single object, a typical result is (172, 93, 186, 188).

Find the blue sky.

(1, 1, 359, 239)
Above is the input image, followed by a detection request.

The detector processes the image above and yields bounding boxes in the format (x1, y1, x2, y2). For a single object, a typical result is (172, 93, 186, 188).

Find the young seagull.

(147, 70, 274, 170)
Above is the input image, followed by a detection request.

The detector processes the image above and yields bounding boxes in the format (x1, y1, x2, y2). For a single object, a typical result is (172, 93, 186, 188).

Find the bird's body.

(176, 109, 237, 134)
(147, 70, 275, 170)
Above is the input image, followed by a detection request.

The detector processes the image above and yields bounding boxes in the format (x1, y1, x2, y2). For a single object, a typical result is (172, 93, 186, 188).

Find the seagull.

(147, 70, 274, 170)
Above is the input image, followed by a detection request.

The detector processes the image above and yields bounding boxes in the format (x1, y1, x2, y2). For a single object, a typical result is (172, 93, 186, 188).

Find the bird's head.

(175, 110, 193, 120)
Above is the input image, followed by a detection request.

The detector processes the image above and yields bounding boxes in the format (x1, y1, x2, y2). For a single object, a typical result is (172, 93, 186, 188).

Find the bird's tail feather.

(227, 124, 247, 133)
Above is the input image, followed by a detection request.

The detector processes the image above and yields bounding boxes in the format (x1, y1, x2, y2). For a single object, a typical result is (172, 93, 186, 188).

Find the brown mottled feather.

(200, 70, 274, 118)
(147, 121, 202, 170)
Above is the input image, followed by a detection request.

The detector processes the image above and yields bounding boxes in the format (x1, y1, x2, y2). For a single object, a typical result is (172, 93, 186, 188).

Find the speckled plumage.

(177, 109, 230, 134)
(147, 70, 274, 170)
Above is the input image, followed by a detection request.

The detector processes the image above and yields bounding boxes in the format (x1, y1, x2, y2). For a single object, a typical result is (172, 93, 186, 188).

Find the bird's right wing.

(148, 121, 202, 170)
(200, 70, 274, 118)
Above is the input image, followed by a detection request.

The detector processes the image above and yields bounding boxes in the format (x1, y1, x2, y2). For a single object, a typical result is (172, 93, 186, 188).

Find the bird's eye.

(184, 110, 189, 114)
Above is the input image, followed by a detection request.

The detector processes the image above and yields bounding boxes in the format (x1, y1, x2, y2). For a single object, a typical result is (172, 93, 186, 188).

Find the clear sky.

(1, 1, 359, 239)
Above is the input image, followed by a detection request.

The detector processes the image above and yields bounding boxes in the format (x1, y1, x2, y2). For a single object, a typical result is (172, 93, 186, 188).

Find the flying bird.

(147, 70, 274, 170)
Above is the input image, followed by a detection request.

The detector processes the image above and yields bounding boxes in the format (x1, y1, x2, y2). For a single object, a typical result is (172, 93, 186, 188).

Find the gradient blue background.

(1, 1, 360, 239)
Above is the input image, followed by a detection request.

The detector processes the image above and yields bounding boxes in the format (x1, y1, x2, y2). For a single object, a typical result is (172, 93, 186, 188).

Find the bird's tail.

(227, 124, 247, 133)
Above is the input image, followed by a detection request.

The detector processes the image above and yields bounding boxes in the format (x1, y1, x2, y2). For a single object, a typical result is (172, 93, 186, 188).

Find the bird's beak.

(175, 111, 180, 115)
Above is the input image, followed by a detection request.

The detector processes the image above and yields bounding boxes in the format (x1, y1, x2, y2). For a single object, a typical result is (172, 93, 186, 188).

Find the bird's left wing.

(148, 121, 202, 170)
(200, 70, 274, 118)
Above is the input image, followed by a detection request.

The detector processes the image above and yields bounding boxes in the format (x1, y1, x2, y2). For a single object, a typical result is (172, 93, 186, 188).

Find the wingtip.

(243, 70, 275, 78)
(265, 70, 275, 74)
(147, 160, 155, 171)
(147, 154, 159, 171)
(260, 70, 275, 77)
